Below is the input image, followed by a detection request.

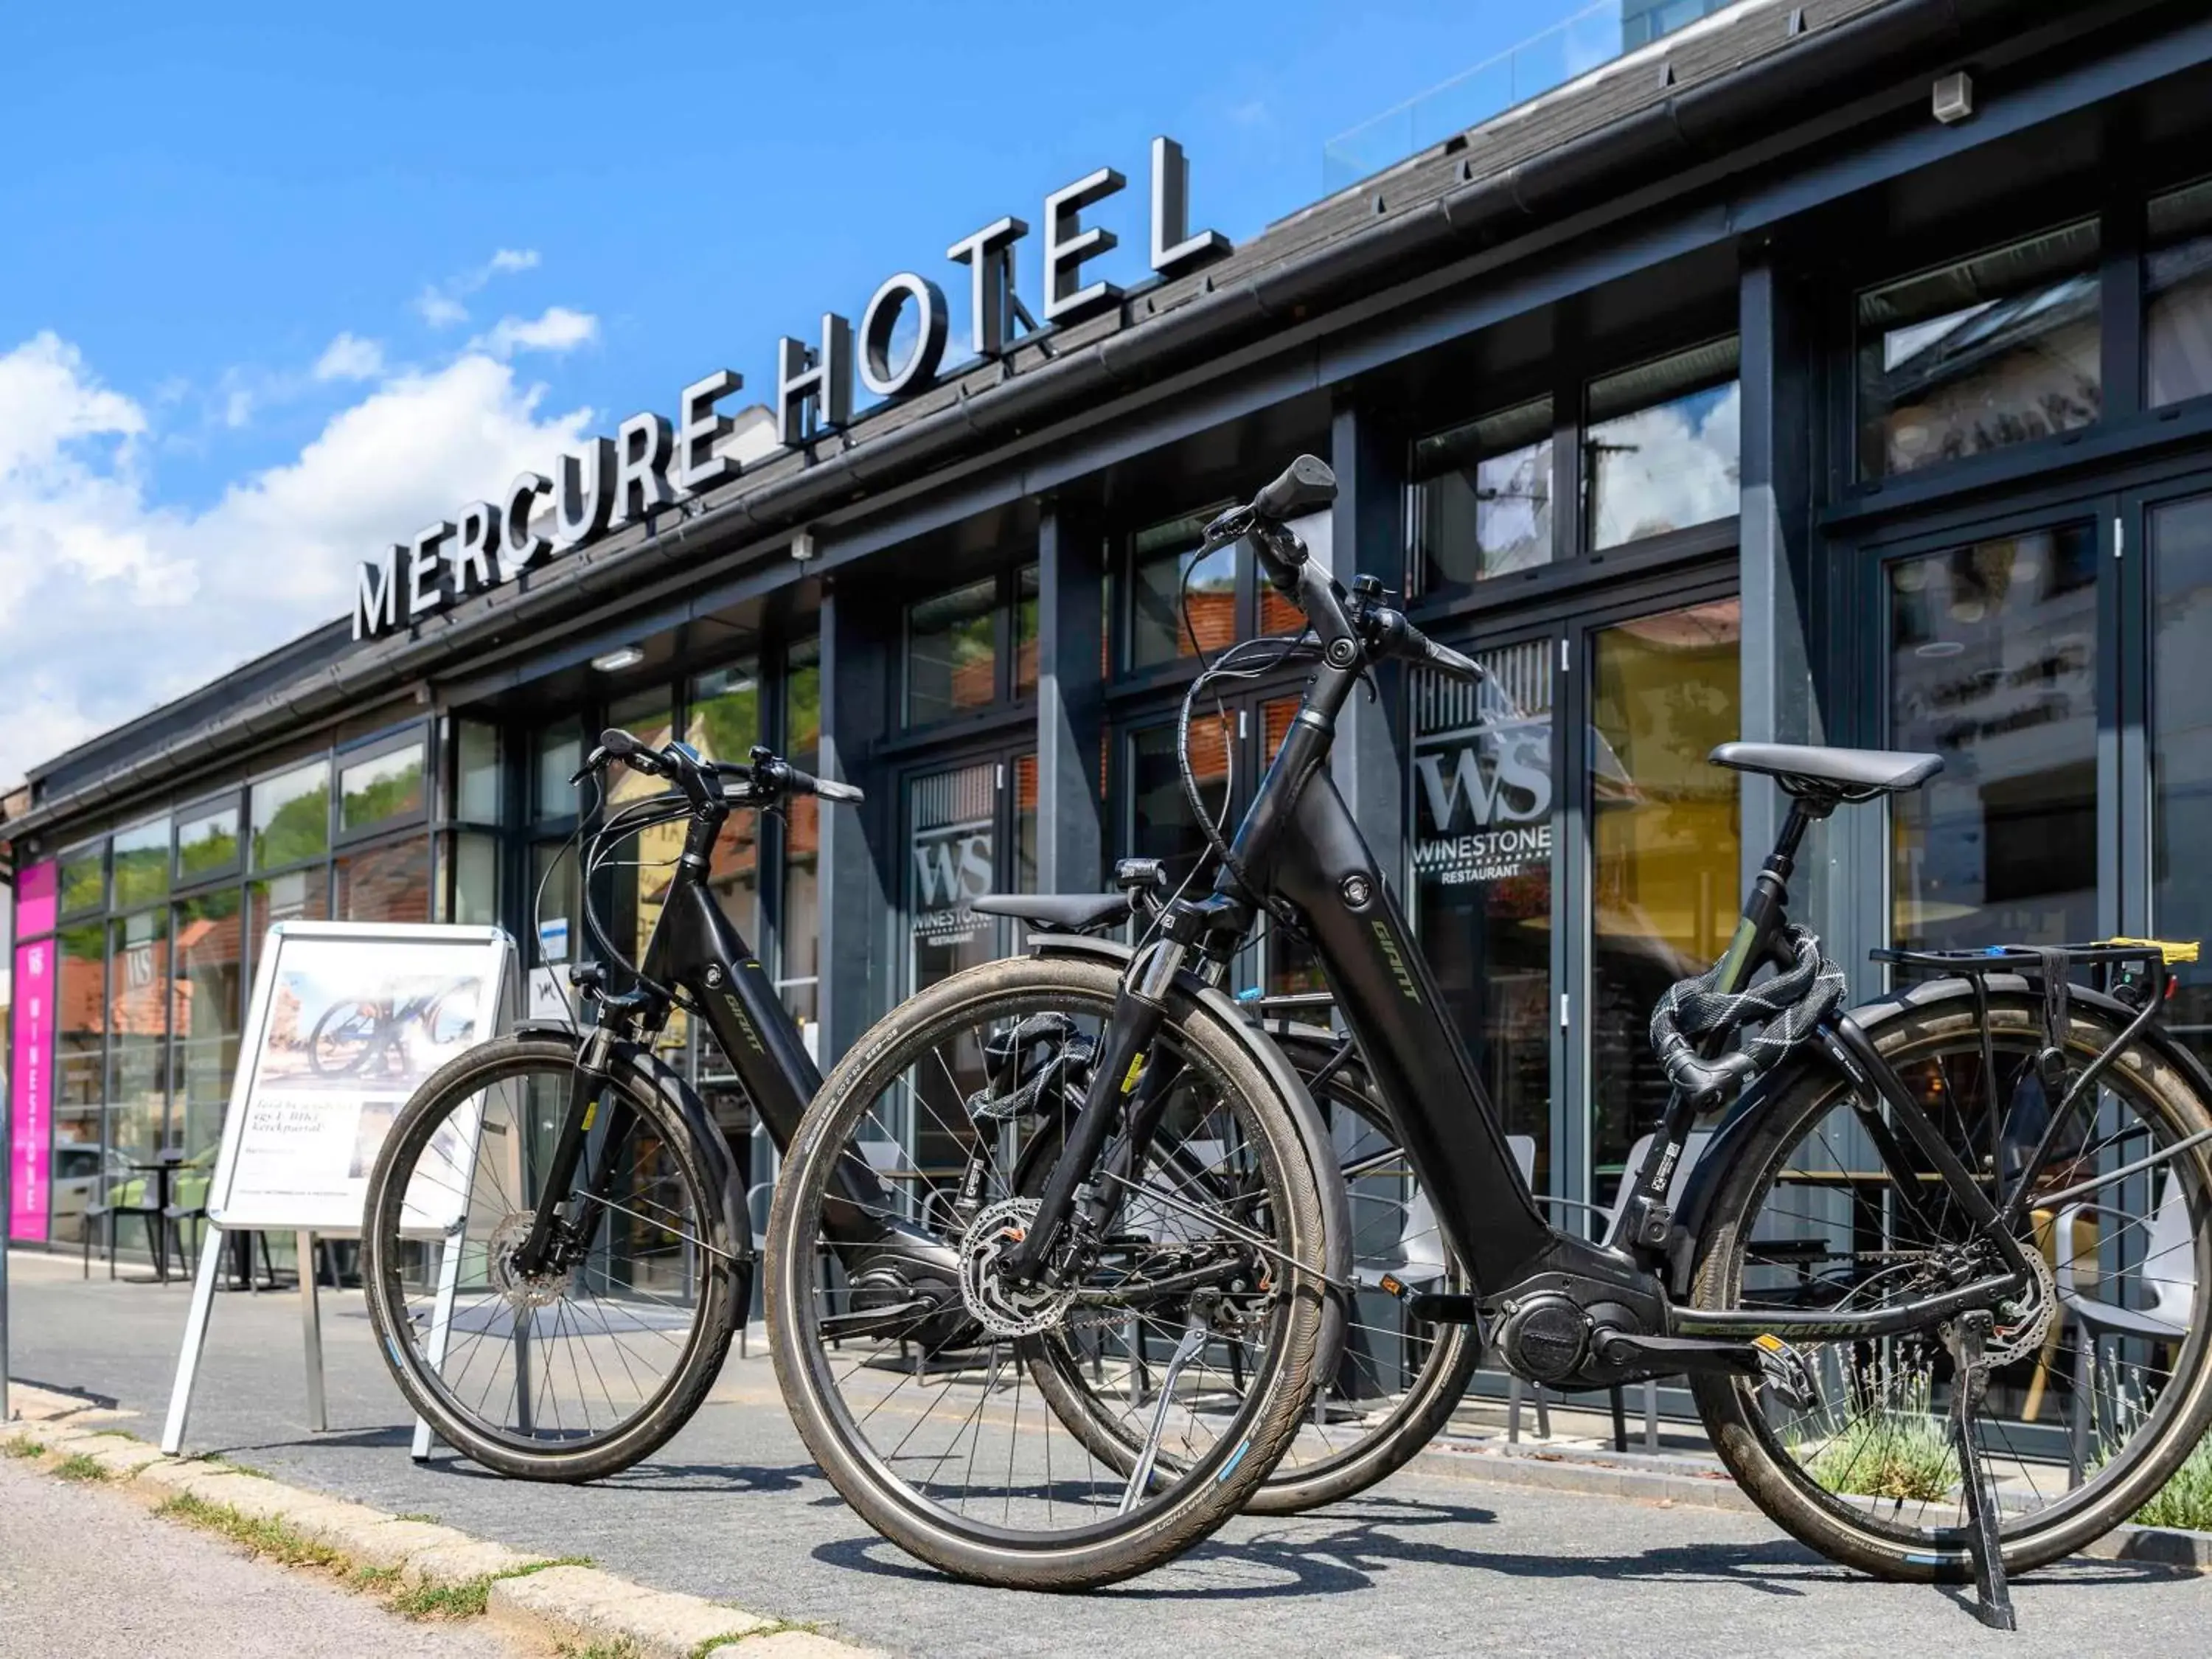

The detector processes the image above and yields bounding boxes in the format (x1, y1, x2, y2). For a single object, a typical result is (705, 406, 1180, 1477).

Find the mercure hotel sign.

(353, 136, 1230, 641)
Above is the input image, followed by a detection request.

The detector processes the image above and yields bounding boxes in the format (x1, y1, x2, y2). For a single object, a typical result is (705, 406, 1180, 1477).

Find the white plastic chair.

(1506, 1130, 1711, 1454)
(2055, 1174, 2198, 1486)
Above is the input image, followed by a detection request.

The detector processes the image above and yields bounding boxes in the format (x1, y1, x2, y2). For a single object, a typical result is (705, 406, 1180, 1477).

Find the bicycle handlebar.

(575, 730, 866, 806)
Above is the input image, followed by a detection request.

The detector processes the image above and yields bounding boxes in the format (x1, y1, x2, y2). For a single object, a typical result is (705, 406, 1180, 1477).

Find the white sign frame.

(163, 922, 516, 1458)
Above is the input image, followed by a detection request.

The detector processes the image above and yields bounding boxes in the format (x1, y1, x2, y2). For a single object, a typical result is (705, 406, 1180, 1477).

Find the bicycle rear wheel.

(362, 1031, 739, 1481)
(1690, 984, 2212, 1578)
(765, 953, 1331, 1589)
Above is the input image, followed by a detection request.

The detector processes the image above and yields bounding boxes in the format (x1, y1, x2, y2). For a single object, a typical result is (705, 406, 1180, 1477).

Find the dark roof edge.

(0, 0, 2035, 845)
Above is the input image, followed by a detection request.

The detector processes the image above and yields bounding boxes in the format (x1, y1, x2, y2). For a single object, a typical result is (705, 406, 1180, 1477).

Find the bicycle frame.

(1009, 582, 2040, 1353)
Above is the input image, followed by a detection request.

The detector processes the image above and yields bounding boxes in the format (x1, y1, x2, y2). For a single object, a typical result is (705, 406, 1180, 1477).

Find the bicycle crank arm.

(1592, 1331, 1819, 1410)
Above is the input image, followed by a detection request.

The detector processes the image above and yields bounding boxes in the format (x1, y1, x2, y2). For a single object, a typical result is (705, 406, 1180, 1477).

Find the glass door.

(1585, 599, 1744, 1206)
(1410, 633, 1560, 1191)
(2147, 487, 2212, 1069)
(900, 745, 1035, 1183)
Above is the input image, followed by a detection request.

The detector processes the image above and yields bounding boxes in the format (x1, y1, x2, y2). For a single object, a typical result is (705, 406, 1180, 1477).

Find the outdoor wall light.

(591, 645, 647, 672)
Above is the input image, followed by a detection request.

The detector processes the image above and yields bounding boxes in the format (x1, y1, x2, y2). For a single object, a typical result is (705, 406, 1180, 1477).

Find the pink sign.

(10, 861, 58, 1241)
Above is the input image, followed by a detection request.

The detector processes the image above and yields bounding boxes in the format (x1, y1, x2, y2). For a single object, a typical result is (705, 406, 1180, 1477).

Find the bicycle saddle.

(969, 892, 1133, 933)
(1710, 742, 1941, 799)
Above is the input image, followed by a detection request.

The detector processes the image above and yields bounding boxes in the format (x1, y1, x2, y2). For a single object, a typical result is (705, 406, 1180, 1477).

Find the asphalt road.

(9, 1248, 2210, 1658)
(0, 1450, 521, 1658)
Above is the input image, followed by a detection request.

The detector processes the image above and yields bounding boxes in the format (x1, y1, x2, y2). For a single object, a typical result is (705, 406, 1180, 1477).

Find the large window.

(689, 661, 762, 937)
(106, 910, 169, 1164)
(905, 577, 998, 726)
(2149, 178, 2212, 410)
(1587, 600, 1742, 1203)
(111, 817, 170, 910)
(251, 759, 330, 869)
(339, 742, 425, 835)
(1584, 338, 1740, 551)
(1411, 397, 1554, 596)
(54, 923, 105, 1244)
(1888, 524, 2099, 950)
(172, 891, 243, 1161)
(175, 799, 240, 882)
(1857, 221, 2102, 481)
(1129, 507, 1234, 669)
(780, 638, 824, 1039)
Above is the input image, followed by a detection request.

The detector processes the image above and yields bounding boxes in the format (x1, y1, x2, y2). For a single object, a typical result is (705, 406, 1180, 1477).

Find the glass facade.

(1585, 338, 1741, 550)
(2148, 178, 2212, 409)
(1411, 397, 1554, 595)
(1857, 221, 2103, 480)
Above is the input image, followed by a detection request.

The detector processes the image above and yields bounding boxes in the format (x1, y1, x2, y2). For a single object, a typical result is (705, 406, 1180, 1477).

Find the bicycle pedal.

(1752, 1332, 1820, 1411)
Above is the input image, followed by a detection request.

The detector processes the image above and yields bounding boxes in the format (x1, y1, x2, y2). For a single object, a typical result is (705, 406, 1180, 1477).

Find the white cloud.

(0, 331, 594, 787)
(313, 332, 386, 382)
(470, 306, 599, 360)
(414, 248, 543, 330)
(414, 288, 470, 329)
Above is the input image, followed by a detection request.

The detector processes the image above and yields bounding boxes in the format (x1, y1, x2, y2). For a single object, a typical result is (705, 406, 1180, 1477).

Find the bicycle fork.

(512, 1026, 635, 1278)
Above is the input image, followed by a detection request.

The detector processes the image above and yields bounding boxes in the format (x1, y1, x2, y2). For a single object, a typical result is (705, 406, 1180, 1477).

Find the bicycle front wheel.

(765, 953, 1332, 1590)
(1691, 984, 2212, 1578)
(362, 1031, 739, 1481)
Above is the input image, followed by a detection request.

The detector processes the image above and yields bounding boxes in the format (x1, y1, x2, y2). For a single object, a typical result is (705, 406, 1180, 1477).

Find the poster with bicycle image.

(206, 922, 517, 1237)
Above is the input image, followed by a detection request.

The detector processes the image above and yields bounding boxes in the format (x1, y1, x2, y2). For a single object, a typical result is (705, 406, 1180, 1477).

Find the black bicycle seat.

(970, 892, 1133, 933)
(1710, 742, 1941, 799)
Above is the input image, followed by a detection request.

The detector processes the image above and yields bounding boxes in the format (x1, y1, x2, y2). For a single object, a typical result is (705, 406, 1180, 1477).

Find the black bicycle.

(358, 732, 1444, 1503)
(307, 981, 476, 1078)
(767, 454, 2212, 1610)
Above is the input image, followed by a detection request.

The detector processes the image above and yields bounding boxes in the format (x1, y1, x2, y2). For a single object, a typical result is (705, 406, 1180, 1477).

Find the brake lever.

(568, 745, 608, 786)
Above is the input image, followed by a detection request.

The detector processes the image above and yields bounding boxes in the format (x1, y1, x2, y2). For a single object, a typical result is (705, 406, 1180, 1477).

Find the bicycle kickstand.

(1948, 1310, 2017, 1632)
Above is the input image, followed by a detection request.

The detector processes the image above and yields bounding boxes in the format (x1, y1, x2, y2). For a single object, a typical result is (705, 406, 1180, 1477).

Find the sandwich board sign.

(161, 921, 515, 1457)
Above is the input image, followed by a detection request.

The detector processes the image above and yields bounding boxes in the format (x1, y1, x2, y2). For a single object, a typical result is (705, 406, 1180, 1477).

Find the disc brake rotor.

(487, 1211, 577, 1311)
(958, 1197, 1080, 1338)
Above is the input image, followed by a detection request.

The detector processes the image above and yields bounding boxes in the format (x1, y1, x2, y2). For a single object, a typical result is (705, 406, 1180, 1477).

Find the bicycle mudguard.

(1022, 933, 1357, 1380)
(514, 1020, 750, 1267)
(1661, 970, 2212, 1296)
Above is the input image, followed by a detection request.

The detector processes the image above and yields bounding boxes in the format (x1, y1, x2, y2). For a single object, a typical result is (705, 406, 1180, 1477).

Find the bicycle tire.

(1021, 1034, 1479, 1516)
(362, 1030, 740, 1482)
(765, 953, 1332, 1590)
(1690, 985, 2212, 1579)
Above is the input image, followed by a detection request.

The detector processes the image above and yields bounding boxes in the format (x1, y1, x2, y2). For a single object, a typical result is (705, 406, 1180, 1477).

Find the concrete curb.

(5, 1384, 883, 1656)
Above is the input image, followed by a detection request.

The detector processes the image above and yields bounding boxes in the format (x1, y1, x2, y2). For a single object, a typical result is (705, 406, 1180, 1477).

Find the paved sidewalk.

(10, 1247, 2212, 1658)
(0, 1453, 521, 1659)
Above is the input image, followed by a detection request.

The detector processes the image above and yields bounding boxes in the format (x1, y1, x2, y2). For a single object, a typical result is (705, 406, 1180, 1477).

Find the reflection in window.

(445, 832, 499, 928)
(176, 802, 240, 883)
(1410, 639, 1556, 1188)
(2151, 495, 2212, 1068)
(605, 692, 680, 1038)
(1890, 524, 2098, 951)
(1588, 601, 1742, 1204)
(906, 577, 998, 726)
(1260, 510, 1330, 638)
(1411, 397, 1554, 595)
(690, 661, 762, 938)
(2149, 179, 2212, 409)
(54, 922, 105, 1245)
(453, 723, 501, 824)
(780, 637, 823, 1042)
(251, 760, 330, 869)
(535, 723, 582, 822)
(249, 869, 329, 945)
(1130, 507, 1234, 669)
(58, 843, 105, 916)
(1857, 221, 2102, 480)
(335, 841, 431, 925)
(1585, 339, 1740, 551)
(340, 744, 425, 834)
(1015, 564, 1040, 699)
(1127, 716, 1231, 890)
(111, 817, 170, 910)
(107, 909, 169, 1162)
(172, 890, 243, 1161)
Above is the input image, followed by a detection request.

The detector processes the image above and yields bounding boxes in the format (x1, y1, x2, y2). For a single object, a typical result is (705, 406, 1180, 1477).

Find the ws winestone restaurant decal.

(353, 136, 1231, 643)
(1411, 642, 1553, 889)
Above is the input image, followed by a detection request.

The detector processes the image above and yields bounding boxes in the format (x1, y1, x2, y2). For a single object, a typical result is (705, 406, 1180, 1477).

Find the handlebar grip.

(1405, 623, 1484, 684)
(783, 762, 864, 804)
(1252, 454, 1338, 521)
(600, 727, 645, 757)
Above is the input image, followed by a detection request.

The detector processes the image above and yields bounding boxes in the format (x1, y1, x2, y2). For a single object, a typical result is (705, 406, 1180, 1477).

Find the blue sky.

(0, 1, 1568, 782)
